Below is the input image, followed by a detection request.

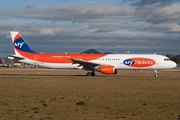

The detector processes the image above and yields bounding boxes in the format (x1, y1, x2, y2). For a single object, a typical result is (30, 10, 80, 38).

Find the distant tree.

(166, 54, 180, 64)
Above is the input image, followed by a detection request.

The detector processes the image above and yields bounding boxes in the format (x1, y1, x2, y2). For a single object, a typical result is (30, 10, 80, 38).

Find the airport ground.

(0, 68, 180, 120)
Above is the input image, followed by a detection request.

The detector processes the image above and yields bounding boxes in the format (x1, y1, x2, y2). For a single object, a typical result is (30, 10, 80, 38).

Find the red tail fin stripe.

(14, 34, 21, 42)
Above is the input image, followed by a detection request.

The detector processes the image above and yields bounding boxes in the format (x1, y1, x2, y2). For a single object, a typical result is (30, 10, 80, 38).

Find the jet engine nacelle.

(100, 66, 117, 74)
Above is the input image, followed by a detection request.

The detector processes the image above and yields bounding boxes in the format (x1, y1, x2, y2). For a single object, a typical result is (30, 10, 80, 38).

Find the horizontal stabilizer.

(7, 55, 25, 60)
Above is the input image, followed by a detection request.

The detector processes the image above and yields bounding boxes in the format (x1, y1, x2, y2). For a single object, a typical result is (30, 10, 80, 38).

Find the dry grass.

(0, 67, 180, 77)
(0, 74, 180, 119)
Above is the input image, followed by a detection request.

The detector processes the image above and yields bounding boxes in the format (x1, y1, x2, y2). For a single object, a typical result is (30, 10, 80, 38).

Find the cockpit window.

(164, 58, 170, 61)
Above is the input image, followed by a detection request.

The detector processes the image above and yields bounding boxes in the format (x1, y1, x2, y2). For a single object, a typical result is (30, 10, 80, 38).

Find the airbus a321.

(8, 31, 177, 77)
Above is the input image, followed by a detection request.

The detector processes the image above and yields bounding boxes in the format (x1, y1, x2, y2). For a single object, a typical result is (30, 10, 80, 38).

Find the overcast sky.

(0, 0, 180, 57)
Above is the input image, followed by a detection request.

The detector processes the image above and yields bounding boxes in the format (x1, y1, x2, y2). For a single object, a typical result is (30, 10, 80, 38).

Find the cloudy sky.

(0, 0, 180, 57)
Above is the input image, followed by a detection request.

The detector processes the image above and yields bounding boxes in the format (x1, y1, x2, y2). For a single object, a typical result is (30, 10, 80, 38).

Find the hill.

(80, 49, 114, 54)
(80, 49, 101, 54)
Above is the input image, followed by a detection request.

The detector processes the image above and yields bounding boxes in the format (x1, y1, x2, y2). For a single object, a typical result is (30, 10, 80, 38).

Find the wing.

(7, 55, 25, 61)
(68, 58, 107, 70)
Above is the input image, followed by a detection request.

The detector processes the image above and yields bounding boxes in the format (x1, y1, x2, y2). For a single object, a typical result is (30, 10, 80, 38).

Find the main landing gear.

(154, 69, 158, 77)
(87, 71, 95, 77)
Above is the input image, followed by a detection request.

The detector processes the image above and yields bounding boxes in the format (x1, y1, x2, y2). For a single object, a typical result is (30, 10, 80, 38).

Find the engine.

(100, 65, 117, 74)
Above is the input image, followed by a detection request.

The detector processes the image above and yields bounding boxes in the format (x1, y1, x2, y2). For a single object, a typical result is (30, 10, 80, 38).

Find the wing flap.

(68, 58, 107, 70)
(68, 58, 100, 66)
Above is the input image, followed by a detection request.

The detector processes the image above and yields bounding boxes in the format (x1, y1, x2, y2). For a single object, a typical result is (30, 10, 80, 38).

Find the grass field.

(0, 68, 180, 77)
(0, 69, 180, 120)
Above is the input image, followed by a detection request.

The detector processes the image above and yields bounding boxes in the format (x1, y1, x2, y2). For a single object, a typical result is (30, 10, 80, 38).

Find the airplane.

(7, 31, 177, 77)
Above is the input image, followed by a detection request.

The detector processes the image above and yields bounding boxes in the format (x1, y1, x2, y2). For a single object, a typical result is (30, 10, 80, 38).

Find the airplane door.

(33, 55, 38, 61)
(33, 55, 39, 66)
(120, 58, 124, 64)
(154, 55, 159, 64)
(78, 56, 82, 60)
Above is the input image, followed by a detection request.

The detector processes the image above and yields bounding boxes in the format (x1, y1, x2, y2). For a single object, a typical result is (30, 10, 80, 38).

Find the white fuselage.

(18, 54, 177, 70)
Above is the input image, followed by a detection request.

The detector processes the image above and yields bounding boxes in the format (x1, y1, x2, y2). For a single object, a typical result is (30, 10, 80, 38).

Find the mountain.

(176, 55, 180, 57)
(103, 52, 114, 54)
(80, 49, 101, 54)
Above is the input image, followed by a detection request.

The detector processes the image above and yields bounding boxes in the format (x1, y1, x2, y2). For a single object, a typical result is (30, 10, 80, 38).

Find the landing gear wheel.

(87, 72, 92, 77)
(87, 71, 95, 77)
(92, 72, 95, 76)
(154, 70, 158, 77)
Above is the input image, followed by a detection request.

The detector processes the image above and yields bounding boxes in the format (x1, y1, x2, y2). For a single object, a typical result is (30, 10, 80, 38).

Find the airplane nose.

(172, 61, 177, 68)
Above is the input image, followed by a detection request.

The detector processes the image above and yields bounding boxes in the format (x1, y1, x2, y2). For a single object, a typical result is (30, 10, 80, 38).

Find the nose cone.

(171, 61, 177, 68)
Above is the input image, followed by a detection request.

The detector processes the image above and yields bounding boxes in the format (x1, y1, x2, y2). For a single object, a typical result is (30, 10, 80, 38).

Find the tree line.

(166, 54, 180, 64)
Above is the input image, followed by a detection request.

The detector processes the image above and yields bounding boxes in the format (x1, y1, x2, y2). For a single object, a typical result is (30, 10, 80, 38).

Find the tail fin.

(10, 31, 37, 56)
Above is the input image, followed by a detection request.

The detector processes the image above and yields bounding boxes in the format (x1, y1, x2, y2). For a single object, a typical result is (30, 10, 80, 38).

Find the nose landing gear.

(154, 70, 158, 77)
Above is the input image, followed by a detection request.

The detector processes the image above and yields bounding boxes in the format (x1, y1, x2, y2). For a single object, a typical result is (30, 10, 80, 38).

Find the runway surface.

(0, 74, 180, 78)
(0, 68, 179, 78)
